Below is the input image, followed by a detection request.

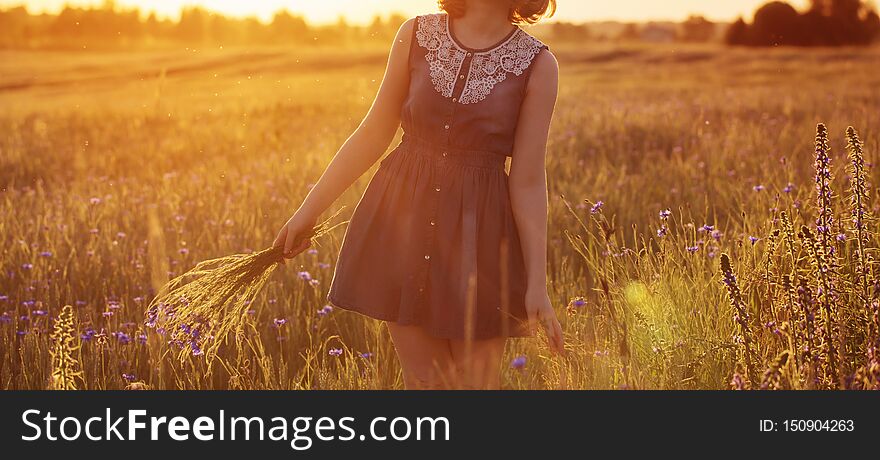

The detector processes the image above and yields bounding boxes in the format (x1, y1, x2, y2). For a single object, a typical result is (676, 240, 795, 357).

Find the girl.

(274, 0, 563, 389)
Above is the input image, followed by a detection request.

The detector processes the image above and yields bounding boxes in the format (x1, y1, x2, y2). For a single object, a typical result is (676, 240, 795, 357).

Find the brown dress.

(326, 13, 548, 340)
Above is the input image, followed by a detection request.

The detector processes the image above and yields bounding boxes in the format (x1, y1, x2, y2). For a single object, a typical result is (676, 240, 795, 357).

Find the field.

(1, 42, 879, 390)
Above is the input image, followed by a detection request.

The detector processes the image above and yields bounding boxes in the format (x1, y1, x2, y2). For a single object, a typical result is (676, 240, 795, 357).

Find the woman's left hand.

(525, 288, 564, 355)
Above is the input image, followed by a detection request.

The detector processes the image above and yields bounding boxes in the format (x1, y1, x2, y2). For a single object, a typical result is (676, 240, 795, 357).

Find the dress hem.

(326, 292, 532, 341)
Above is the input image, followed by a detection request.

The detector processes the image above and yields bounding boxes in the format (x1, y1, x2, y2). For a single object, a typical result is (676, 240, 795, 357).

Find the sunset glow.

(1, 0, 810, 24)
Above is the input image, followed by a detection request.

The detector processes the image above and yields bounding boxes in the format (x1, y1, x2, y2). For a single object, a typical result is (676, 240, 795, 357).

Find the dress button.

(424, 255, 431, 260)
(442, 152, 448, 157)
(459, 75, 465, 80)
(430, 220, 436, 226)
(452, 98, 457, 103)
(435, 186, 441, 192)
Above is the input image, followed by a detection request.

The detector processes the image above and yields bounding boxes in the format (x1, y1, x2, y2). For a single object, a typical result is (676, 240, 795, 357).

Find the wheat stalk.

(144, 209, 348, 363)
(50, 305, 82, 390)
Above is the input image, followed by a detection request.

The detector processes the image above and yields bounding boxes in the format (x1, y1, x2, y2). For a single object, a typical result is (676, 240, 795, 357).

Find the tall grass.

(1, 44, 879, 389)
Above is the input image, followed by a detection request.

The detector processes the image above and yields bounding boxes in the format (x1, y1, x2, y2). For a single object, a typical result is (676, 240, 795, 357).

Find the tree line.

(726, 0, 880, 46)
(0, 2, 407, 49)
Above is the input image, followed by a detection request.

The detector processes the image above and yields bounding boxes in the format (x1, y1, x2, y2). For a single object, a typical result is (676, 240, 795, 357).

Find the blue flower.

(122, 373, 136, 382)
(191, 341, 203, 356)
(81, 327, 96, 341)
(112, 331, 131, 344)
(511, 356, 527, 370)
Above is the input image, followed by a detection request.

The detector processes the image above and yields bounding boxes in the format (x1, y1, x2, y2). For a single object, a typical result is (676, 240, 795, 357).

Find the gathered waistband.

(397, 134, 507, 170)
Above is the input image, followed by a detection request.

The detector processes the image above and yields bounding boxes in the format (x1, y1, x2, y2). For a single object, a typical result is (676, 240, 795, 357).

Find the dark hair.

(438, 0, 557, 25)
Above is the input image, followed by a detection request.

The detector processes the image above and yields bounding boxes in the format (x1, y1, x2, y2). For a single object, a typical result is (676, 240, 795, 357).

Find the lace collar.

(415, 13, 546, 105)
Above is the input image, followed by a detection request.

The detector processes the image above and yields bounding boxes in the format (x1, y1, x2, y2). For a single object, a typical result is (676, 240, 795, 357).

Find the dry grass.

(1, 43, 879, 389)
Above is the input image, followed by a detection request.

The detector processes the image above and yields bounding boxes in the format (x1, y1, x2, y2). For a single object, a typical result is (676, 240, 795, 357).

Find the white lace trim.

(415, 13, 545, 105)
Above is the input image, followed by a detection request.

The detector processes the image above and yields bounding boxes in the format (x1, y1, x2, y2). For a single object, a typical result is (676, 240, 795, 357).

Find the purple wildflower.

(21, 263, 33, 270)
(298, 271, 312, 281)
(122, 373, 136, 382)
(273, 318, 287, 328)
(686, 245, 700, 254)
(753, 185, 765, 192)
(511, 356, 527, 370)
(359, 352, 373, 359)
(32, 310, 47, 317)
(0, 313, 11, 324)
(328, 348, 343, 357)
(749, 236, 759, 245)
(317, 305, 333, 317)
(144, 308, 158, 328)
(112, 331, 131, 344)
(39, 251, 52, 258)
(590, 201, 604, 214)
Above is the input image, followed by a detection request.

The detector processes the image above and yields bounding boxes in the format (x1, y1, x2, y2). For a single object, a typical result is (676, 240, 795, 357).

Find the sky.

(1, 0, 811, 24)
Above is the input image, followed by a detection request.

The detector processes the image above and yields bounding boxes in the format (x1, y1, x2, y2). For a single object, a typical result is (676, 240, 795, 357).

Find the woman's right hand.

(273, 210, 318, 262)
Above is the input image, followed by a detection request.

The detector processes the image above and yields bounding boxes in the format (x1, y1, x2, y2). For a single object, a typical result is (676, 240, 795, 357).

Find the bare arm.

(508, 49, 563, 354)
(274, 19, 415, 256)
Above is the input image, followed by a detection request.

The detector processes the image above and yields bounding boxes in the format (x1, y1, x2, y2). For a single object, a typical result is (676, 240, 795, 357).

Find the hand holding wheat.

(273, 208, 320, 262)
(145, 208, 347, 363)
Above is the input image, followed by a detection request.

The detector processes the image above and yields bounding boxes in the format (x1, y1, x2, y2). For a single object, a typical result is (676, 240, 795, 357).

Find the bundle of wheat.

(144, 209, 347, 362)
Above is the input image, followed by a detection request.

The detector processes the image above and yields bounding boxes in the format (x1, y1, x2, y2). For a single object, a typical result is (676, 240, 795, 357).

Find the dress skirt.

(326, 134, 532, 340)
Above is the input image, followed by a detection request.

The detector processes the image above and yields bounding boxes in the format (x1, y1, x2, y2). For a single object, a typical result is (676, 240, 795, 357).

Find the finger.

(294, 238, 310, 255)
(551, 320, 564, 355)
(284, 229, 298, 257)
(284, 236, 311, 259)
(273, 226, 287, 249)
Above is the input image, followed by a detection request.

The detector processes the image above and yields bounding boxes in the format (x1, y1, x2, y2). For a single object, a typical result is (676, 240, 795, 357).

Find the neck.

(455, 0, 512, 35)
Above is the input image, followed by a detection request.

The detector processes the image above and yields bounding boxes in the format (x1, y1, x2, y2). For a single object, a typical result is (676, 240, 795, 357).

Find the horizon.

(1, 0, 811, 25)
